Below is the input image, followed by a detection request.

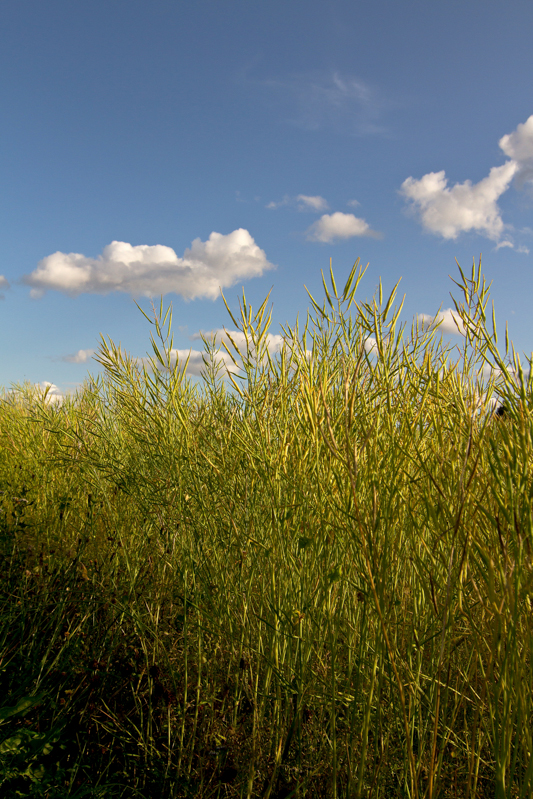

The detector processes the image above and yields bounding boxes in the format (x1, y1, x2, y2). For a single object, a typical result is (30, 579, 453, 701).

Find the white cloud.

(266, 194, 329, 212)
(306, 212, 381, 242)
(133, 328, 286, 380)
(499, 115, 533, 161)
(24, 229, 275, 300)
(485, 397, 501, 414)
(62, 348, 95, 364)
(133, 347, 234, 377)
(499, 114, 533, 185)
(4, 382, 64, 405)
(400, 161, 518, 241)
(494, 239, 530, 254)
(418, 308, 466, 336)
(364, 336, 377, 354)
(0, 275, 9, 299)
(296, 195, 329, 212)
(38, 382, 63, 404)
(169, 348, 234, 376)
(400, 116, 533, 242)
(6, 382, 65, 405)
(347, 199, 361, 207)
(266, 195, 291, 210)
(191, 328, 284, 355)
(138, 329, 285, 379)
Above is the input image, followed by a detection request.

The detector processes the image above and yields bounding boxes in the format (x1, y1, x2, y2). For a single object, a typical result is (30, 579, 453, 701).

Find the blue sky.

(1, 0, 533, 396)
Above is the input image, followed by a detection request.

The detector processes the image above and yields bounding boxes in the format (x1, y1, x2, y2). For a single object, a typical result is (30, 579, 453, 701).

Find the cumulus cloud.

(499, 114, 533, 185)
(364, 336, 377, 354)
(191, 328, 284, 356)
(418, 308, 466, 336)
(400, 161, 518, 241)
(24, 229, 275, 300)
(347, 199, 361, 207)
(132, 347, 234, 378)
(3, 382, 65, 405)
(37, 382, 64, 404)
(138, 329, 285, 379)
(62, 348, 95, 364)
(306, 212, 381, 243)
(169, 348, 235, 377)
(400, 115, 533, 242)
(296, 195, 329, 212)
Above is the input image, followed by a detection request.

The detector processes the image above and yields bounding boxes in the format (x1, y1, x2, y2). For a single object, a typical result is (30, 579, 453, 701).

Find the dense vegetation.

(1, 259, 532, 798)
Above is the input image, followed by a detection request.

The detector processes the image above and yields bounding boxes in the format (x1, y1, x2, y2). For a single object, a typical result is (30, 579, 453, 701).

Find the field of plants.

(1, 259, 532, 798)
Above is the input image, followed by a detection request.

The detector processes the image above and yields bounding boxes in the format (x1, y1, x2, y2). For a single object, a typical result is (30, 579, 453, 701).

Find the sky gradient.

(1, 0, 533, 396)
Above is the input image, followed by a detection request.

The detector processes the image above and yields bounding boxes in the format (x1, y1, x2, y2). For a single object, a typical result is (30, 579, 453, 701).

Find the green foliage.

(1, 258, 532, 797)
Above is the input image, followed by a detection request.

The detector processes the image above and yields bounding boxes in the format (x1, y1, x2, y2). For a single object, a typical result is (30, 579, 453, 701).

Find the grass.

(0, 257, 532, 798)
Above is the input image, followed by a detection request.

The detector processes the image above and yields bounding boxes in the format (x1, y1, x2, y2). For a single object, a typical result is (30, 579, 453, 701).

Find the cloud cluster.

(62, 349, 95, 364)
(265, 193, 380, 243)
(306, 212, 381, 243)
(24, 229, 275, 299)
(141, 328, 285, 378)
(400, 115, 533, 243)
(418, 308, 466, 336)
